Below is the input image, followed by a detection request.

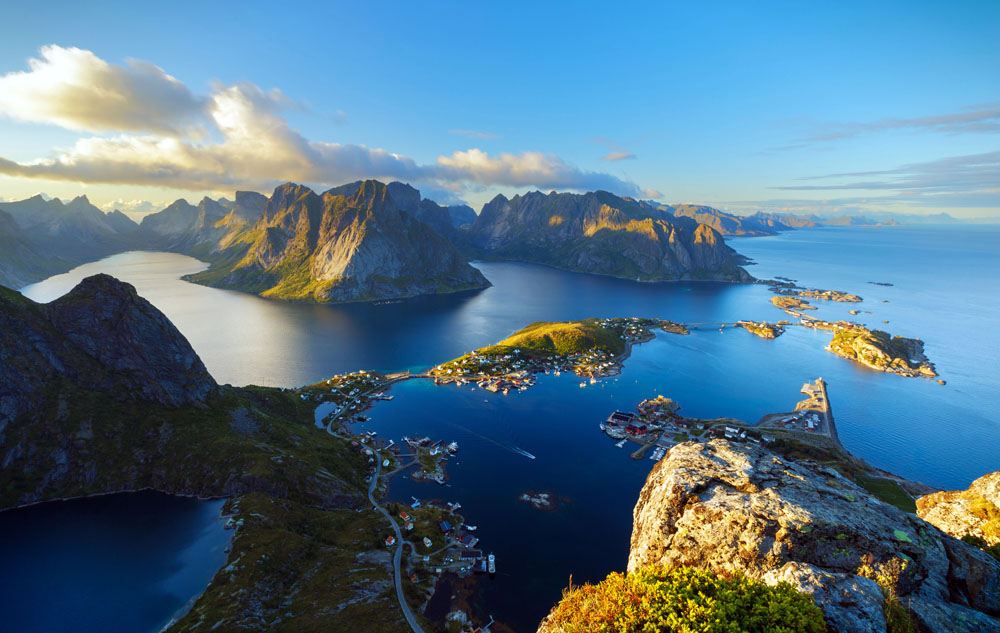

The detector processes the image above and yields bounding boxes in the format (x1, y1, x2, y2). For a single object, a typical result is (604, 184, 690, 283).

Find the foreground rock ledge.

(623, 440, 1000, 633)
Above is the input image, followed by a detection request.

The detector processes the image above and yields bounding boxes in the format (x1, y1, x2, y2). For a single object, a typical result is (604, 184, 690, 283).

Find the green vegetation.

(168, 494, 411, 633)
(856, 476, 917, 513)
(961, 535, 1000, 562)
(545, 565, 826, 633)
(480, 319, 627, 358)
(964, 494, 1000, 541)
(856, 557, 917, 633)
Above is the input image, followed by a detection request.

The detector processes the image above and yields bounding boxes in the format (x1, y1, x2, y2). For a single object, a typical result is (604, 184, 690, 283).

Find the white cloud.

(0, 46, 651, 199)
(0, 45, 206, 136)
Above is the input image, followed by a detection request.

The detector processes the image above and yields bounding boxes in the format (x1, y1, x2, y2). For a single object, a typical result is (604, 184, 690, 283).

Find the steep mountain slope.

(467, 190, 752, 282)
(187, 180, 490, 302)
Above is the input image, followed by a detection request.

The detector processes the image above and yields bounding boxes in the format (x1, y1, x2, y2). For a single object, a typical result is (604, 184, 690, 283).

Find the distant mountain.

(138, 196, 232, 251)
(186, 180, 490, 302)
(747, 211, 821, 229)
(467, 190, 751, 282)
(0, 195, 140, 287)
(448, 204, 477, 228)
(824, 215, 900, 226)
(0, 209, 69, 288)
(666, 205, 795, 236)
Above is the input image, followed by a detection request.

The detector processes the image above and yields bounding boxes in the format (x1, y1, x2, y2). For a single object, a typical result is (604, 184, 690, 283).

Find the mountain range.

(4, 183, 965, 300)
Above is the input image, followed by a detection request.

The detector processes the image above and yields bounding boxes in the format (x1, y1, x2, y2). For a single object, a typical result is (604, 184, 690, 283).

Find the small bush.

(546, 565, 826, 633)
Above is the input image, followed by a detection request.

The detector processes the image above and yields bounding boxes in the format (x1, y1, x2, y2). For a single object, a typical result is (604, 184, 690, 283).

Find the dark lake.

(0, 492, 230, 633)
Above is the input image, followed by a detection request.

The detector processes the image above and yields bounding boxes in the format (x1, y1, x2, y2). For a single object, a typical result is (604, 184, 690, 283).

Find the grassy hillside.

(481, 319, 627, 357)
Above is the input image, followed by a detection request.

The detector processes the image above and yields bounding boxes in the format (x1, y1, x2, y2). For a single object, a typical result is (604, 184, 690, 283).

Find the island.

(736, 320, 785, 339)
(826, 326, 938, 378)
(771, 295, 816, 312)
(430, 317, 688, 388)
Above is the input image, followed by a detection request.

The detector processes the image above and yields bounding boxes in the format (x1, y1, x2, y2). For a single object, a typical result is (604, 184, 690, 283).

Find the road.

(366, 451, 428, 633)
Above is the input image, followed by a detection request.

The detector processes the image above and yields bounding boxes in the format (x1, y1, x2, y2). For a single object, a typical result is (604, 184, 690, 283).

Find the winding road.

(367, 451, 428, 633)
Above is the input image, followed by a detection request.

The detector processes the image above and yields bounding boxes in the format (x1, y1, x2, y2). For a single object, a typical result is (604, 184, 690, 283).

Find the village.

(429, 317, 689, 394)
(598, 378, 839, 462)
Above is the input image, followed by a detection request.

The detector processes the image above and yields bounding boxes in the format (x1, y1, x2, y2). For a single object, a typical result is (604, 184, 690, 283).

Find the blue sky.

(0, 0, 997, 217)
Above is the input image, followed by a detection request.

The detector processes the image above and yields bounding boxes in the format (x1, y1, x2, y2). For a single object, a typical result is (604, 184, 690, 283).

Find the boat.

(615, 439, 627, 448)
(590, 375, 597, 384)
(465, 525, 477, 531)
(579, 382, 586, 388)
(487, 553, 496, 574)
(447, 441, 459, 454)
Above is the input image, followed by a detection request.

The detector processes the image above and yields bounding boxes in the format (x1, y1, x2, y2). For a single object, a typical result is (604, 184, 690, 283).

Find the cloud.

(0, 45, 206, 136)
(799, 103, 1000, 143)
(600, 150, 636, 161)
(588, 137, 639, 162)
(0, 46, 651, 199)
(98, 198, 159, 215)
(771, 151, 1000, 195)
(434, 149, 645, 196)
(449, 129, 501, 140)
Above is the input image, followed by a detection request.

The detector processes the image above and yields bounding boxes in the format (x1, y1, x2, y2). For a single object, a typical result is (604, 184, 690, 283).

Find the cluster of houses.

(773, 410, 822, 433)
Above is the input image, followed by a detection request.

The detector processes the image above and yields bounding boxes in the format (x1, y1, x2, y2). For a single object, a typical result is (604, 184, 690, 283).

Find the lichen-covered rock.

(627, 440, 1000, 632)
(918, 471, 1000, 547)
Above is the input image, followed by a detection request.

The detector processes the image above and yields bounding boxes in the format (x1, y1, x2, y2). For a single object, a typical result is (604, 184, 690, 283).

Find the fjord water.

(17, 225, 1000, 631)
(0, 492, 229, 633)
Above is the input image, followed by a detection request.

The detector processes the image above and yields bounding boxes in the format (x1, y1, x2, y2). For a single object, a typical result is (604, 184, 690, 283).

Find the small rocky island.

(736, 319, 785, 339)
(771, 295, 816, 312)
(826, 326, 938, 378)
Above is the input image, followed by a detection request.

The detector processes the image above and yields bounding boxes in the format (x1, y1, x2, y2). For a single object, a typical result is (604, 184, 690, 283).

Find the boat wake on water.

(443, 417, 537, 460)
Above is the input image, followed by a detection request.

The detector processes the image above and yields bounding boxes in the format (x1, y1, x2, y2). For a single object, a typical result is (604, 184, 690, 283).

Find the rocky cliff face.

(468, 190, 751, 282)
(622, 440, 1000, 632)
(188, 180, 490, 302)
(918, 472, 1000, 548)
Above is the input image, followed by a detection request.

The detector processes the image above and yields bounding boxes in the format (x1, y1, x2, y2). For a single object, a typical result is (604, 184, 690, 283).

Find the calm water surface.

(17, 226, 1000, 631)
(0, 492, 230, 633)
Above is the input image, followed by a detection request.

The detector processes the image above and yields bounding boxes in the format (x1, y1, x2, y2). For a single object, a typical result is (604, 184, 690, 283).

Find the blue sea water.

(0, 492, 230, 633)
(15, 224, 1000, 632)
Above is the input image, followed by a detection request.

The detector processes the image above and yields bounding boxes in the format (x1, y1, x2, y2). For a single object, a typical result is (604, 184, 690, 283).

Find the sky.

(0, 1, 997, 218)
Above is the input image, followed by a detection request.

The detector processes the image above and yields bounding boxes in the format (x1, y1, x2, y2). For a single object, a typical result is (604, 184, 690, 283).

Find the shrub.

(546, 565, 826, 633)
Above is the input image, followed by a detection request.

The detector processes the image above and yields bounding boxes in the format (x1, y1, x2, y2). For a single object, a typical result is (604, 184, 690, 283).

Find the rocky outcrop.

(626, 440, 1000, 632)
(826, 328, 938, 378)
(468, 190, 751, 282)
(918, 472, 1000, 547)
(187, 180, 490, 303)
